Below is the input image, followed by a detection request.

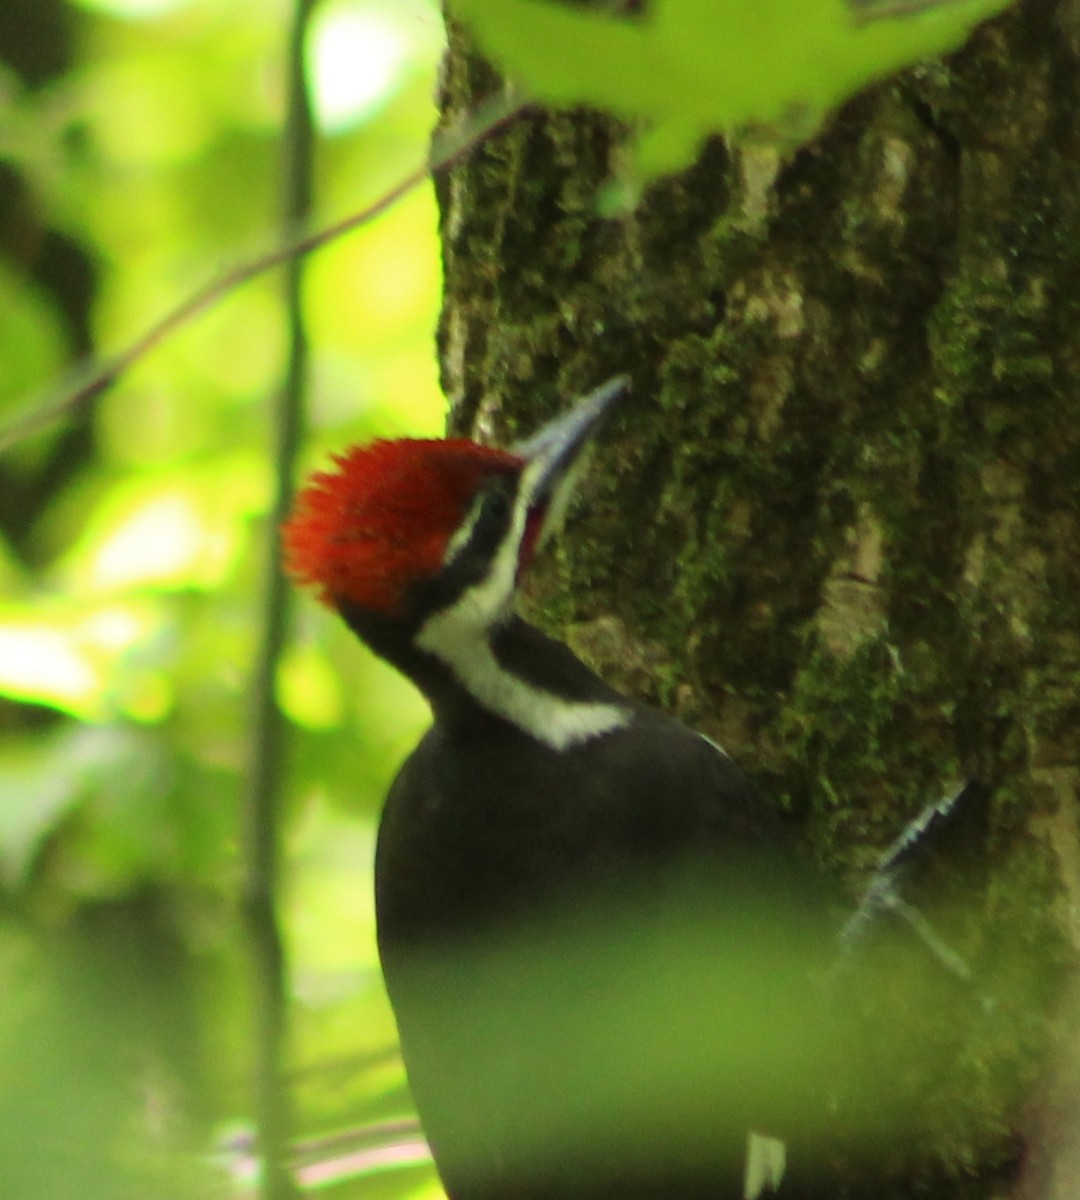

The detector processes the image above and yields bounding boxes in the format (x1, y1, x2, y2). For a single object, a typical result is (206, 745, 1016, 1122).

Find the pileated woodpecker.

(283, 379, 843, 1200)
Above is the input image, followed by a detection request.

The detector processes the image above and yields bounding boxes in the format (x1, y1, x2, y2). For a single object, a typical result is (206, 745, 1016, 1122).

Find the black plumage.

(288, 381, 852, 1200)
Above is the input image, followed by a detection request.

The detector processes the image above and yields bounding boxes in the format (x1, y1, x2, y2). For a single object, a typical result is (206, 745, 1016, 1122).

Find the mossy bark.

(435, 4, 1080, 1196)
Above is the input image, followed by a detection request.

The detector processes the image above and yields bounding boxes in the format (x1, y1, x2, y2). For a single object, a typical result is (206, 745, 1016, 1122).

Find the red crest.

(283, 439, 521, 613)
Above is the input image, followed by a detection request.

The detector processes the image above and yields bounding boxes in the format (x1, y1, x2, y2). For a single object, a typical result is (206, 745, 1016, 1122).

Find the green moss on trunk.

(436, 3, 1080, 1194)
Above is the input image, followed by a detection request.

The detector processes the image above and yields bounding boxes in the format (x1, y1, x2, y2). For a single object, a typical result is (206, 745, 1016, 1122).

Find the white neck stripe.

(417, 610, 630, 749)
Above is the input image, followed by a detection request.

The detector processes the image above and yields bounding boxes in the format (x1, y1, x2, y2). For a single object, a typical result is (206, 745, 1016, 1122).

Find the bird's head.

(283, 377, 628, 636)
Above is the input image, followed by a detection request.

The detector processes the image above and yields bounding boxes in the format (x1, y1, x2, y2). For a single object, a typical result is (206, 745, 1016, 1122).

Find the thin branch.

(241, 0, 317, 1196)
(221, 1119, 431, 1196)
(848, 0, 991, 21)
(0, 88, 526, 454)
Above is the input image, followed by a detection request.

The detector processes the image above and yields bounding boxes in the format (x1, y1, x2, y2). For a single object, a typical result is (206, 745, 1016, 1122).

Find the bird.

(283, 378, 844, 1200)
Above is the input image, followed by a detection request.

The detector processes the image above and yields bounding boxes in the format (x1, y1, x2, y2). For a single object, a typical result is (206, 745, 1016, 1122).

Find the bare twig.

(0, 89, 525, 454)
(241, 0, 316, 1195)
(849, 0, 992, 22)
(221, 1118, 431, 1195)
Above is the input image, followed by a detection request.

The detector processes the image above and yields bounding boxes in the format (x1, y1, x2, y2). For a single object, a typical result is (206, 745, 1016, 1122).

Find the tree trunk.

(434, 3, 1080, 1196)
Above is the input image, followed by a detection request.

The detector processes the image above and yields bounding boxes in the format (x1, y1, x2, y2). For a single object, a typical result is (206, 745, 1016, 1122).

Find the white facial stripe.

(443, 437, 577, 618)
(442, 493, 484, 567)
(418, 466, 627, 747)
(418, 451, 630, 749)
(452, 470, 531, 627)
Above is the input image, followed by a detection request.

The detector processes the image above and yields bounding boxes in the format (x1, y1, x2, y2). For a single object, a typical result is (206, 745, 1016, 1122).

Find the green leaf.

(452, 0, 1012, 181)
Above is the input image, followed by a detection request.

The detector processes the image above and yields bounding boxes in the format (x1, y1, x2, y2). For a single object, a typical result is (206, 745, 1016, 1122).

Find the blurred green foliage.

(0, 0, 446, 1194)
(452, 0, 1011, 189)
(0, 2, 1026, 1196)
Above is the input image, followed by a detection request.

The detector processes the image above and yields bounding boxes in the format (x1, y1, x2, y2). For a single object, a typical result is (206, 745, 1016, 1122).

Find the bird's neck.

(341, 605, 631, 750)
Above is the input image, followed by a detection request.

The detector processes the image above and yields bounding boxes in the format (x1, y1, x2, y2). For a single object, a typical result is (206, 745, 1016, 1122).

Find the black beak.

(512, 375, 629, 506)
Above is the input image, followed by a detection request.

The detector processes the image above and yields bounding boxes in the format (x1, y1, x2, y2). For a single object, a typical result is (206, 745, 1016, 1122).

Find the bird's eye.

(474, 484, 511, 539)
(443, 479, 514, 566)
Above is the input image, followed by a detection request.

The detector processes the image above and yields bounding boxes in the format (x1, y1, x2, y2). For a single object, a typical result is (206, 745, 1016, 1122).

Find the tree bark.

(435, 3, 1080, 1196)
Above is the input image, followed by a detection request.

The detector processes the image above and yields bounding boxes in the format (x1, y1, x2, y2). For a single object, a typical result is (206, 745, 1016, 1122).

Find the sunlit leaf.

(0, 602, 157, 720)
(452, 0, 1012, 182)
